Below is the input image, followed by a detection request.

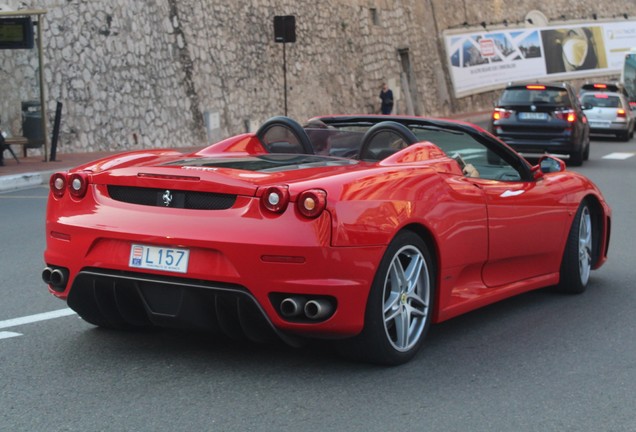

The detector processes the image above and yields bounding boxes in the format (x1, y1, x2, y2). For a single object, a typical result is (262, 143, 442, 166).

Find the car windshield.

(309, 121, 525, 182)
(499, 88, 571, 106)
(581, 94, 622, 108)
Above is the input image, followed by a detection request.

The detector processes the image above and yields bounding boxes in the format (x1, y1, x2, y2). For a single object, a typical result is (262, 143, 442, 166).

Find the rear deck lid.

(90, 153, 360, 196)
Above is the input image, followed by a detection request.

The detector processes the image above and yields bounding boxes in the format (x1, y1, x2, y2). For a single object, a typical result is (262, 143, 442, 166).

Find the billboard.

(444, 20, 636, 98)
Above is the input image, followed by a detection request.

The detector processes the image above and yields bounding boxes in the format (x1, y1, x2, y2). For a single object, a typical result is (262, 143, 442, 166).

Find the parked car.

(580, 91, 635, 141)
(490, 82, 590, 166)
(43, 115, 611, 365)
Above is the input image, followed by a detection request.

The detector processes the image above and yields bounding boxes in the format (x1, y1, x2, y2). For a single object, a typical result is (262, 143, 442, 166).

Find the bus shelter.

(0, 9, 48, 162)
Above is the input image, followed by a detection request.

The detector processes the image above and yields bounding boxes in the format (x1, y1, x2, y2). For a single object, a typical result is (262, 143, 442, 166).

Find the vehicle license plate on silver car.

(519, 112, 548, 120)
(129, 244, 190, 273)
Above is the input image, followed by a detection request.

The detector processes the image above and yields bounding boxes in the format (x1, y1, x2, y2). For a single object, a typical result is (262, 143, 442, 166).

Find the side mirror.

(533, 155, 566, 177)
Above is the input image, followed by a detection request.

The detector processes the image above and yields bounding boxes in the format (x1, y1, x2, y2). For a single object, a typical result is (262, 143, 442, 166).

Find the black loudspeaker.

(274, 16, 296, 43)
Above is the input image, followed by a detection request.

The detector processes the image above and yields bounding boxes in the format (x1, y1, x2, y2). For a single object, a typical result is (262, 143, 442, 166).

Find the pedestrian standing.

(379, 83, 394, 115)
(0, 123, 7, 166)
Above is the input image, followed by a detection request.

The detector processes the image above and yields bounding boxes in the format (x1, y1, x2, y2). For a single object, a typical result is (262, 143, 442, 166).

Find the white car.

(581, 91, 635, 141)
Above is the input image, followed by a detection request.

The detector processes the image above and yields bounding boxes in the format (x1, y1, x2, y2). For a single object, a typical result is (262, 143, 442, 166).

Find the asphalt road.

(1, 137, 635, 432)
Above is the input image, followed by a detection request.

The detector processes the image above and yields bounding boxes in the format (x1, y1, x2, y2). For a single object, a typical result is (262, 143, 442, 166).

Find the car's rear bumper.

(491, 122, 581, 155)
(493, 136, 579, 155)
(44, 190, 384, 340)
(589, 122, 630, 134)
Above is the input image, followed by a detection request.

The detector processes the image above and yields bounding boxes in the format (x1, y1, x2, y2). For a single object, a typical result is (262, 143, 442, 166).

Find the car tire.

(583, 134, 590, 161)
(337, 231, 435, 365)
(618, 130, 630, 142)
(569, 147, 583, 166)
(555, 201, 593, 294)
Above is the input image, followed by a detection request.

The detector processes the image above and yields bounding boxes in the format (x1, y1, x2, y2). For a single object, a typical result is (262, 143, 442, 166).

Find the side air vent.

(107, 186, 236, 210)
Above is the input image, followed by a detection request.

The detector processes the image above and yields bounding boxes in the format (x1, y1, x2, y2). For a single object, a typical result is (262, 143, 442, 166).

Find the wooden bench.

(4, 136, 29, 162)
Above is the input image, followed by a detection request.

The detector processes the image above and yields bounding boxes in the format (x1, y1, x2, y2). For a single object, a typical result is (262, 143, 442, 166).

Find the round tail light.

(50, 173, 67, 198)
(297, 189, 327, 218)
(261, 186, 290, 213)
(68, 172, 89, 198)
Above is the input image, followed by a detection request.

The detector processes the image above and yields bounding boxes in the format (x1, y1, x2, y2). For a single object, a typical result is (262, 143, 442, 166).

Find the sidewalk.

(0, 111, 491, 193)
(0, 147, 207, 193)
(0, 150, 119, 192)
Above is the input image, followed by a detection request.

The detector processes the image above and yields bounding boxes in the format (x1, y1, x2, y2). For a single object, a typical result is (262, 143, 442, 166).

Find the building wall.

(0, 0, 634, 154)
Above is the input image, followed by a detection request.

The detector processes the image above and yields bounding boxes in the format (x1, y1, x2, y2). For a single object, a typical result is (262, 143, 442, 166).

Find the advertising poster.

(444, 20, 636, 98)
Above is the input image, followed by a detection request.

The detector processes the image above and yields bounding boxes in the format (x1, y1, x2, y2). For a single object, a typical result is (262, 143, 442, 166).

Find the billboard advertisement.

(444, 20, 636, 98)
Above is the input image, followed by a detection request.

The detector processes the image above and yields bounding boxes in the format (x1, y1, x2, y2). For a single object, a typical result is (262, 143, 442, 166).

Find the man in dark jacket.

(379, 82, 394, 115)
(0, 126, 6, 166)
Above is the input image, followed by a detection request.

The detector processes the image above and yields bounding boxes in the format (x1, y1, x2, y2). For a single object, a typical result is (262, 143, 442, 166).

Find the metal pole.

(36, 15, 48, 162)
(283, 42, 287, 116)
(49, 101, 62, 161)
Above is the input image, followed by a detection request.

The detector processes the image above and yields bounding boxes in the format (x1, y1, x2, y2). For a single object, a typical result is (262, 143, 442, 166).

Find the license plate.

(590, 121, 611, 128)
(519, 112, 548, 120)
(129, 244, 190, 273)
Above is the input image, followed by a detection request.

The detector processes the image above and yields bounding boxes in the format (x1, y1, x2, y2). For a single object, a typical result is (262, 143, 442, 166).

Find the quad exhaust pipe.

(304, 299, 333, 320)
(280, 296, 306, 318)
(42, 267, 53, 284)
(42, 266, 69, 292)
(279, 295, 335, 321)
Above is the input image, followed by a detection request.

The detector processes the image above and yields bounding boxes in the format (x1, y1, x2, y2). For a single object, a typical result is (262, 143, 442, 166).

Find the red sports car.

(43, 115, 611, 365)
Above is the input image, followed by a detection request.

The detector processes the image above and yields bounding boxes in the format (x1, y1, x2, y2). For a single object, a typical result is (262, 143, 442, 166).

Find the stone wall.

(1, 0, 635, 154)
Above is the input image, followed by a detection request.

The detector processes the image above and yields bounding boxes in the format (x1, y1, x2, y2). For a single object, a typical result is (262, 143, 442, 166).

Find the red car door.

(468, 175, 570, 287)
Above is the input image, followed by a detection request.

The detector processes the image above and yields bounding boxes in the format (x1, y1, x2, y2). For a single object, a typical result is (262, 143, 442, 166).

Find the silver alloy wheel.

(578, 206, 592, 286)
(382, 245, 430, 352)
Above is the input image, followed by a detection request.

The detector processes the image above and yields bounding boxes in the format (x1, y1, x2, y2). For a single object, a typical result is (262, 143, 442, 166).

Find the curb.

(0, 170, 54, 193)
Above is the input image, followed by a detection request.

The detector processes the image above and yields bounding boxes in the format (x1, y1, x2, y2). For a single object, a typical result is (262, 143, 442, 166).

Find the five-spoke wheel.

(577, 205, 593, 287)
(338, 231, 435, 365)
(556, 201, 595, 294)
(382, 244, 431, 353)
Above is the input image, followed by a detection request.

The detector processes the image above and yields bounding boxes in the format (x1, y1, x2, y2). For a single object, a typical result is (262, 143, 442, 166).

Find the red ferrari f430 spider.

(43, 115, 611, 365)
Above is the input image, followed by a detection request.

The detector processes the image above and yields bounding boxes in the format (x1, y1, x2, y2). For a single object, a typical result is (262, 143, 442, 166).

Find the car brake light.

(50, 173, 67, 199)
(68, 172, 90, 198)
(593, 83, 607, 89)
(493, 108, 512, 120)
(526, 85, 546, 90)
(594, 93, 609, 98)
(297, 189, 327, 218)
(617, 108, 626, 118)
(555, 110, 576, 123)
(260, 185, 290, 213)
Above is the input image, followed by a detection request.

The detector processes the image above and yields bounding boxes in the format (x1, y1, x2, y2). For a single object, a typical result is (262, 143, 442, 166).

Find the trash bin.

(21, 100, 44, 149)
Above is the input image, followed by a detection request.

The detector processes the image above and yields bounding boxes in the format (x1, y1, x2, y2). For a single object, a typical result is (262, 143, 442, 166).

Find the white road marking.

(0, 308, 76, 330)
(0, 331, 23, 340)
(603, 152, 635, 160)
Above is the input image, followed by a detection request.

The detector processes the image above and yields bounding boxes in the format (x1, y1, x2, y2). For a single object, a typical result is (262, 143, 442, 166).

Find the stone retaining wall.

(0, 0, 634, 154)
